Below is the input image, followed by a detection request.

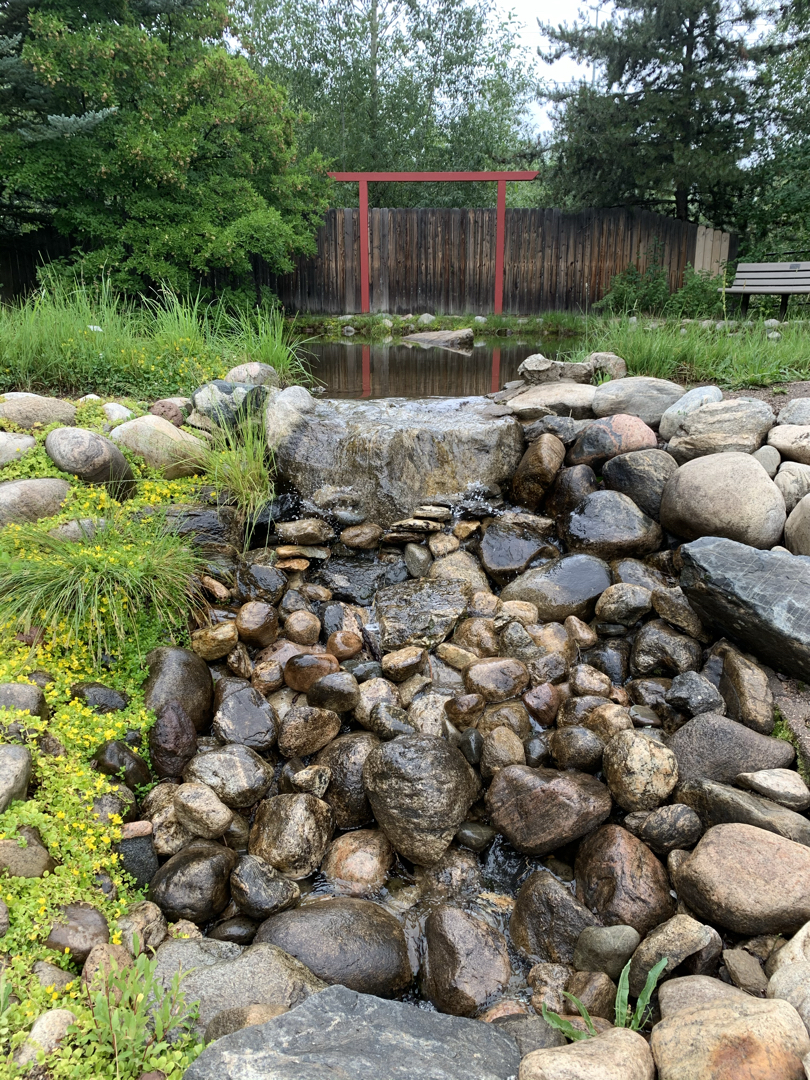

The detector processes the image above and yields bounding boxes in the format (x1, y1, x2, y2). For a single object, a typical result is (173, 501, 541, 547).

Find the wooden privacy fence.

(264, 207, 736, 315)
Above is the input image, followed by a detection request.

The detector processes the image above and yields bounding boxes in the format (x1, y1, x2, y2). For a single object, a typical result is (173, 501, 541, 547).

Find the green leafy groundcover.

(0, 403, 213, 1076)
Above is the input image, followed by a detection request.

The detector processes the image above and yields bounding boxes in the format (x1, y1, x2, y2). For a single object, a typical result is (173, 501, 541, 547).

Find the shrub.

(0, 512, 206, 659)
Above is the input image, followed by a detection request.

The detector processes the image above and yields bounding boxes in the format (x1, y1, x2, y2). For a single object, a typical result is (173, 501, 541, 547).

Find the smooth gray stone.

(677, 777, 810, 847)
(681, 537, 810, 680)
(669, 713, 794, 784)
(183, 983, 521, 1080)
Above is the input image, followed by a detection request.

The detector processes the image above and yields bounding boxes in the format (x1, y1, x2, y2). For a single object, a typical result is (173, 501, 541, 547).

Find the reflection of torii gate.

(328, 171, 538, 314)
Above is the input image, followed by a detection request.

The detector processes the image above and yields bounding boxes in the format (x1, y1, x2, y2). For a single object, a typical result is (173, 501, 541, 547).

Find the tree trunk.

(675, 185, 689, 220)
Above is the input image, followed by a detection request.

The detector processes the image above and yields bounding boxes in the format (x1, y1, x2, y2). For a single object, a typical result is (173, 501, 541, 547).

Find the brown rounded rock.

(444, 693, 485, 728)
(249, 794, 334, 879)
(522, 684, 561, 727)
(340, 523, 384, 549)
(277, 706, 341, 758)
(512, 434, 566, 511)
(236, 602, 279, 648)
(284, 610, 322, 646)
(381, 646, 426, 683)
(575, 825, 675, 936)
(566, 413, 657, 470)
(465, 658, 529, 702)
(283, 653, 339, 692)
(486, 766, 612, 856)
(191, 622, 238, 661)
(326, 631, 363, 660)
(320, 829, 393, 896)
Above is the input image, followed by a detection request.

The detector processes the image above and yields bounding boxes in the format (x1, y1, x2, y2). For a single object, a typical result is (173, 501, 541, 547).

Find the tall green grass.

(0, 276, 312, 398)
(574, 319, 810, 388)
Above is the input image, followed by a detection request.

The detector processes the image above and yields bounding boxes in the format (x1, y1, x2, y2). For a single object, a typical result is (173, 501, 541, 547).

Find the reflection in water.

(305, 339, 574, 399)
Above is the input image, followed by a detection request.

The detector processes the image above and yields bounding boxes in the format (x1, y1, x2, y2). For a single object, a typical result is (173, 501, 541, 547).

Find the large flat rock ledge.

(269, 396, 525, 526)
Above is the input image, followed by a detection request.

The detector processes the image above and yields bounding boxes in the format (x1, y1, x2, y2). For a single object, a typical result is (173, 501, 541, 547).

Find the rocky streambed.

(7, 356, 810, 1078)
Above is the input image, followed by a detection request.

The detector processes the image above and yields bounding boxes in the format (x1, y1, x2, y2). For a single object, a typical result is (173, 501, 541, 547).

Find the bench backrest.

(731, 262, 810, 287)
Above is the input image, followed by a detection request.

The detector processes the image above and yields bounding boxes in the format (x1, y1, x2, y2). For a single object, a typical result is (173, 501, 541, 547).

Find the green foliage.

(195, 412, 275, 550)
(539, 0, 763, 225)
(667, 264, 727, 318)
(597, 251, 671, 315)
(578, 318, 810, 388)
(235, 0, 541, 209)
(0, 0, 329, 299)
(542, 957, 668, 1042)
(50, 947, 202, 1080)
(0, 511, 206, 659)
(0, 276, 314, 397)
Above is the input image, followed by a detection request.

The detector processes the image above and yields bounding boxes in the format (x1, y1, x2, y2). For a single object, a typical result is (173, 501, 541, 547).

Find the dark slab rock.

(315, 557, 409, 605)
(478, 513, 557, 585)
(183, 983, 521, 1080)
(500, 554, 611, 622)
(165, 504, 243, 550)
(144, 647, 213, 732)
(680, 537, 810, 681)
(71, 682, 129, 713)
(669, 713, 794, 784)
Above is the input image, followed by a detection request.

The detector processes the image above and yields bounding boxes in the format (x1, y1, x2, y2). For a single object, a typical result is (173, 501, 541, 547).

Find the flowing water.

(305, 338, 578, 399)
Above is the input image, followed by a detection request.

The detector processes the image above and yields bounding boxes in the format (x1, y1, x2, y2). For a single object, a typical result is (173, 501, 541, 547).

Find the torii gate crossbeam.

(328, 171, 538, 314)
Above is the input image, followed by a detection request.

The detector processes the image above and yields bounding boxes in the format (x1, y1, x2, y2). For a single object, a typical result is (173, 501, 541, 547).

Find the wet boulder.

(255, 897, 411, 997)
(421, 905, 511, 1016)
(362, 735, 478, 866)
(149, 840, 238, 923)
(249, 794, 334, 879)
(144, 647, 213, 732)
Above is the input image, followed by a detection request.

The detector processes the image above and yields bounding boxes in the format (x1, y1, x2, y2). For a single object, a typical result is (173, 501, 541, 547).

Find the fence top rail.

(328, 171, 538, 182)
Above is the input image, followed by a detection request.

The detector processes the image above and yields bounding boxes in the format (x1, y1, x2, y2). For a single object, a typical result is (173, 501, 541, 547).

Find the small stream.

(305, 338, 578, 399)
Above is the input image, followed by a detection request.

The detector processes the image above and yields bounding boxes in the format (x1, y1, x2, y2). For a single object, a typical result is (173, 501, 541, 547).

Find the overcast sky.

(506, 0, 613, 130)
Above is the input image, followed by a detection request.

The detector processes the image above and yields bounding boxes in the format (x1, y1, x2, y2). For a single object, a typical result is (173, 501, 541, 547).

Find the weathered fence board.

(0, 207, 736, 312)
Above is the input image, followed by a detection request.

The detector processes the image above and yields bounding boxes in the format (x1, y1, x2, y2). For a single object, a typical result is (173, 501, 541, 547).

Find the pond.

(304, 338, 576, 399)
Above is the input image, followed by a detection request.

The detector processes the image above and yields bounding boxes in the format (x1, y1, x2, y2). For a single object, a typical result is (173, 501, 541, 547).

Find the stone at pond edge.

(183, 983, 521, 1080)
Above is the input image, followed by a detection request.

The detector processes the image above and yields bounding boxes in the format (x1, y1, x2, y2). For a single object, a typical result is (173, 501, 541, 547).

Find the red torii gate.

(328, 171, 538, 314)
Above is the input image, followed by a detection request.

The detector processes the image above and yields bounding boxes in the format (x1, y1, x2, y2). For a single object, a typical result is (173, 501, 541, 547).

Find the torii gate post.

(328, 171, 538, 315)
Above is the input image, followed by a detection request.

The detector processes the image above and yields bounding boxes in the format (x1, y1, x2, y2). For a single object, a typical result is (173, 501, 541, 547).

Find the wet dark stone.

(71, 682, 129, 713)
(458, 727, 483, 766)
(230, 854, 300, 919)
(366, 702, 416, 741)
(149, 839, 238, 923)
(148, 702, 198, 779)
(90, 740, 150, 789)
(166, 505, 243, 549)
(307, 671, 361, 713)
(500, 554, 612, 622)
(347, 660, 384, 683)
(208, 915, 258, 945)
(602, 449, 678, 521)
(681, 537, 810, 681)
(144, 647, 213, 732)
(525, 733, 552, 767)
(478, 516, 557, 585)
(212, 686, 278, 753)
(622, 803, 703, 855)
(421, 904, 511, 1016)
(581, 640, 631, 686)
(550, 727, 604, 772)
(510, 870, 599, 963)
(116, 831, 158, 889)
(562, 490, 662, 560)
(183, 744, 274, 809)
(363, 735, 479, 867)
(315, 732, 381, 828)
(314, 557, 409, 605)
(546, 465, 599, 519)
(235, 555, 288, 604)
(630, 620, 702, 676)
(255, 897, 411, 997)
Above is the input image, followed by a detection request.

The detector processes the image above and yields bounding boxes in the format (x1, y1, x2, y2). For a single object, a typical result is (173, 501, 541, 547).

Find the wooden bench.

(723, 261, 810, 318)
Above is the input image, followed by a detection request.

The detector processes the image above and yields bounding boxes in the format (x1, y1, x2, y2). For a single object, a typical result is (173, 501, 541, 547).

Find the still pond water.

(305, 339, 574, 399)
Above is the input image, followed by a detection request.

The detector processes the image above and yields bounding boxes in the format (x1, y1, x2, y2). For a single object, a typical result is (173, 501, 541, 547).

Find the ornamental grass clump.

(0, 512, 206, 659)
